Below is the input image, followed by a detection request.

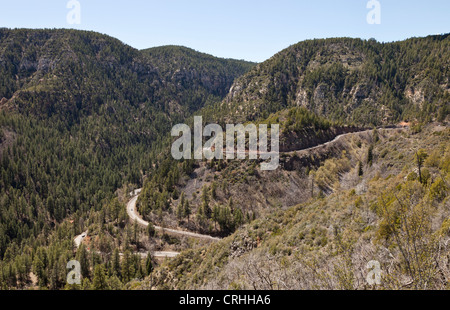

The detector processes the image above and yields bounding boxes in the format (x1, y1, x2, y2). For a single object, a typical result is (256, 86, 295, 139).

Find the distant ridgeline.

(0, 29, 255, 122)
(202, 34, 449, 126)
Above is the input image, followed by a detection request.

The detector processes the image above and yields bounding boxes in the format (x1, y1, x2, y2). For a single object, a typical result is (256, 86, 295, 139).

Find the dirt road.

(127, 190, 221, 241)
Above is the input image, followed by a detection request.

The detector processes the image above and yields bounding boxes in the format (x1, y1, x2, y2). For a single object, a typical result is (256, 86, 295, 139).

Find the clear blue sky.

(0, 0, 449, 62)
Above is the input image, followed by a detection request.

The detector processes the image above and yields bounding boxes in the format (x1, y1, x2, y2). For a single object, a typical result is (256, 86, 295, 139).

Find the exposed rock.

(405, 87, 425, 107)
(295, 88, 309, 107)
(313, 83, 329, 114)
(352, 84, 370, 105)
(230, 233, 258, 258)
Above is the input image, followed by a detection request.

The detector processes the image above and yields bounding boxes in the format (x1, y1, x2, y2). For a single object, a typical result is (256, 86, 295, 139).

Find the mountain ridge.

(0, 28, 255, 121)
(202, 34, 449, 126)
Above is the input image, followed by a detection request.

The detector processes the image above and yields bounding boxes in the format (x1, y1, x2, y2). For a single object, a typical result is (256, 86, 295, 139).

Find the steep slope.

(136, 106, 367, 237)
(205, 35, 449, 125)
(134, 34, 450, 258)
(140, 125, 450, 290)
(141, 45, 255, 112)
(0, 28, 255, 286)
(0, 29, 255, 122)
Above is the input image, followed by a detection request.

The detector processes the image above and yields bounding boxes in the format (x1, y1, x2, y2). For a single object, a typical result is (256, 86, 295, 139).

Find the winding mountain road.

(285, 128, 379, 155)
(127, 191, 221, 241)
(73, 229, 180, 258)
(74, 126, 405, 259)
(74, 189, 222, 259)
(126, 127, 405, 242)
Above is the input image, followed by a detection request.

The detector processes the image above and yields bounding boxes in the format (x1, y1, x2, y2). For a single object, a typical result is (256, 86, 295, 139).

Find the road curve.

(127, 128, 404, 242)
(127, 190, 221, 241)
(74, 231, 88, 248)
(74, 127, 404, 259)
(73, 231, 180, 259)
(126, 195, 149, 226)
(121, 251, 180, 258)
(74, 188, 222, 260)
(285, 127, 406, 155)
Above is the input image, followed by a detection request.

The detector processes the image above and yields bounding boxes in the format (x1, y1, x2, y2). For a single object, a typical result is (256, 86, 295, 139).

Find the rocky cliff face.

(218, 35, 449, 125)
(0, 29, 255, 119)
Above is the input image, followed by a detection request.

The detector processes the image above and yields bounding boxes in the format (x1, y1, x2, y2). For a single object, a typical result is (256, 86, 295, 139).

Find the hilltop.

(203, 35, 449, 125)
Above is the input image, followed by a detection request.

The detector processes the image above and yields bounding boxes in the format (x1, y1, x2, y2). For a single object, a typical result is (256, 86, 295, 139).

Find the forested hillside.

(135, 106, 359, 238)
(141, 45, 255, 112)
(141, 125, 450, 290)
(137, 34, 450, 242)
(0, 29, 255, 121)
(202, 34, 449, 125)
(136, 34, 449, 290)
(0, 29, 254, 289)
(0, 29, 448, 290)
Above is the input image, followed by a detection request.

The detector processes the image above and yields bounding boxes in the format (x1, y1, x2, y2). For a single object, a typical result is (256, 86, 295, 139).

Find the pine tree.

(201, 186, 209, 205)
(147, 222, 156, 239)
(32, 255, 47, 287)
(112, 248, 121, 277)
(358, 161, 363, 176)
(233, 208, 244, 228)
(197, 202, 205, 221)
(49, 260, 60, 290)
(416, 149, 428, 184)
(183, 199, 191, 223)
(145, 252, 153, 276)
(133, 219, 138, 245)
(92, 264, 108, 290)
(309, 170, 315, 198)
(212, 205, 220, 230)
(203, 201, 211, 219)
(177, 192, 185, 221)
(75, 244, 90, 279)
(228, 197, 234, 212)
(367, 145, 374, 165)
(210, 182, 217, 200)
(121, 250, 133, 283)
(134, 255, 143, 280)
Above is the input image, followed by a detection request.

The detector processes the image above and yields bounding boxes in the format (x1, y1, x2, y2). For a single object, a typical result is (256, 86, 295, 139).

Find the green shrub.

(354, 197, 363, 208)
(407, 172, 418, 181)
(429, 179, 447, 201)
